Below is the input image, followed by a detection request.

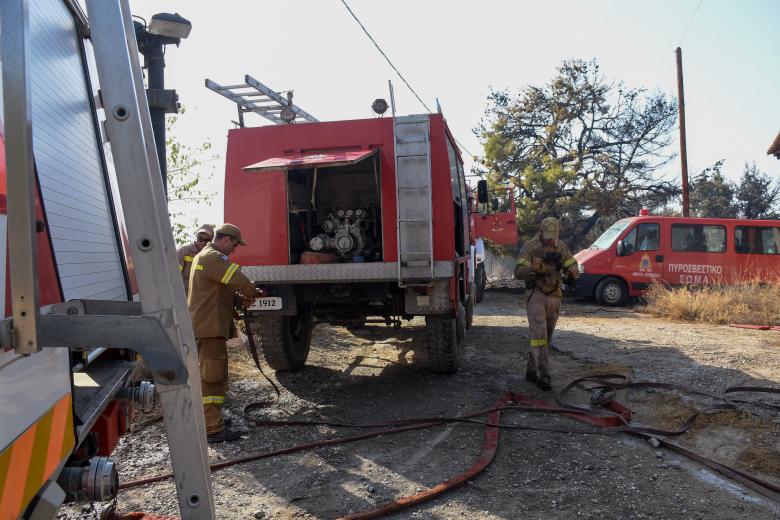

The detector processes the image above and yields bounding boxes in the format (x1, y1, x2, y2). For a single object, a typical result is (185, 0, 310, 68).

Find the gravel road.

(61, 291, 780, 520)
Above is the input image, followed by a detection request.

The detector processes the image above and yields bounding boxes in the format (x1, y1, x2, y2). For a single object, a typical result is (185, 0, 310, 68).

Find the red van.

(573, 210, 780, 305)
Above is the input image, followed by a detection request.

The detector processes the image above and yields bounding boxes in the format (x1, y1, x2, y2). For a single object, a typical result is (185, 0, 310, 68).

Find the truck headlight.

(578, 264, 585, 274)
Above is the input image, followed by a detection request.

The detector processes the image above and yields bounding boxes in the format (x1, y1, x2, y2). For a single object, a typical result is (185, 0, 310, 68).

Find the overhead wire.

(339, 0, 431, 113)
(339, 0, 478, 160)
(677, 0, 704, 47)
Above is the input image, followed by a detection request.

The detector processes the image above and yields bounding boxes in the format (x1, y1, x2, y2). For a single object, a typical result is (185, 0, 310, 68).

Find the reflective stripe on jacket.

(177, 242, 200, 294)
(187, 244, 256, 338)
(514, 236, 577, 298)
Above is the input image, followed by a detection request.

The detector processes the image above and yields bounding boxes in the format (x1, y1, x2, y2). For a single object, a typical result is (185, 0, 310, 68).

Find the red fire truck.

(212, 78, 477, 373)
(573, 209, 780, 305)
(469, 186, 518, 301)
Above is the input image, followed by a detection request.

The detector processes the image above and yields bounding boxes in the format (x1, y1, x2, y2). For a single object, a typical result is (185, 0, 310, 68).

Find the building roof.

(769, 131, 780, 159)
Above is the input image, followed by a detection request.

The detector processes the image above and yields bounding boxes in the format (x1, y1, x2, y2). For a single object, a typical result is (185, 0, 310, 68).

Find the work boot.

(536, 374, 552, 392)
(207, 427, 242, 443)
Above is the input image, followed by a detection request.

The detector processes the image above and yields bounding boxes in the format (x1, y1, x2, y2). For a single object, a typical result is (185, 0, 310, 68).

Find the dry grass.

(643, 282, 780, 326)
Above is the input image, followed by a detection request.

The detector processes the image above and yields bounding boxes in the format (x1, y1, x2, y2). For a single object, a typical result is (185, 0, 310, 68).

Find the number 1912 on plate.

(249, 297, 282, 310)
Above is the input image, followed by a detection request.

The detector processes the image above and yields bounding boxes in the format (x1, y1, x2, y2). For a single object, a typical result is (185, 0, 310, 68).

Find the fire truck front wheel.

(595, 277, 627, 306)
(465, 283, 475, 329)
(475, 264, 487, 303)
(425, 313, 462, 373)
(255, 306, 313, 371)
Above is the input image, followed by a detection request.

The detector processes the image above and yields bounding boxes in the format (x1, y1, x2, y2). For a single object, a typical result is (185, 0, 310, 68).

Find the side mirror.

(492, 198, 499, 212)
(477, 179, 489, 204)
(616, 240, 625, 257)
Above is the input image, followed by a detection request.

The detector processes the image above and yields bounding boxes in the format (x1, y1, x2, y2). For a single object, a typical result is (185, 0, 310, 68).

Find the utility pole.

(676, 47, 690, 217)
(134, 13, 191, 195)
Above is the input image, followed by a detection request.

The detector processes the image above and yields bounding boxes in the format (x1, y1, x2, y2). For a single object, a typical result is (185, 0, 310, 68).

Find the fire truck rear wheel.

(425, 314, 462, 373)
(256, 306, 313, 371)
(595, 277, 626, 306)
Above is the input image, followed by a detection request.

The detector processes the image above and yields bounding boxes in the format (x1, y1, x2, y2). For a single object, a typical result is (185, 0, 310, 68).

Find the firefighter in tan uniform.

(188, 224, 258, 443)
(514, 217, 578, 390)
(177, 224, 215, 295)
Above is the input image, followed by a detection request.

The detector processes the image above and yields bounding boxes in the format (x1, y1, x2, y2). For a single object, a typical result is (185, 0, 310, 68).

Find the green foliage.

(166, 108, 218, 245)
(689, 160, 738, 218)
(689, 161, 778, 219)
(736, 163, 780, 219)
(476, 59, 679, 248)
(482, 238, 509, 257)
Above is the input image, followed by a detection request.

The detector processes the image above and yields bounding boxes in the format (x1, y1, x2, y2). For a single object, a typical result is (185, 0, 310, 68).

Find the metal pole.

(676, 47, 690, 217)
(147, 40, 167, 194)
(1, 0, 41, 354)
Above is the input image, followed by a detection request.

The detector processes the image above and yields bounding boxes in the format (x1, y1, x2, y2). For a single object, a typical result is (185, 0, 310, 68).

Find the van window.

(735, 226, 780, 255)
(622, 223, 660, 254)
(671, 224, 726, 253)
(590, 219, 631, 249)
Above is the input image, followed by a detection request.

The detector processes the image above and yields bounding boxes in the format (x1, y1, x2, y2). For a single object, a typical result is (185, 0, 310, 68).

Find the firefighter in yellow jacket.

(177, 224, 215, 295)
(188, 223, 258, 443)
(514, 217, 578, 390)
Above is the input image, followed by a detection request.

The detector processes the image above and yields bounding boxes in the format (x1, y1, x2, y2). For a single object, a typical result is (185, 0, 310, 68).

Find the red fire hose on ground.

(730, 324, 780, 331)
(116, 376, 780, 519)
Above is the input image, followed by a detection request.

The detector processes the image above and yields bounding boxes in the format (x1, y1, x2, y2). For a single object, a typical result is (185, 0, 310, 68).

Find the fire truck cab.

(223, 111, 474, 373)
(573, 210, 780, 305)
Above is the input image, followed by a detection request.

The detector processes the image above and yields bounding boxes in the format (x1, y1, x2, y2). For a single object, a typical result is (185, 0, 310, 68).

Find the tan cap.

(216, 223, 247, 246)
(540, 217, 560, 240)
(195, 224, 215, 237)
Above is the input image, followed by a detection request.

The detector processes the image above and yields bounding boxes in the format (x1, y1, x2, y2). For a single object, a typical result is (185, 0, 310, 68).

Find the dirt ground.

(61, 290, 780, 519)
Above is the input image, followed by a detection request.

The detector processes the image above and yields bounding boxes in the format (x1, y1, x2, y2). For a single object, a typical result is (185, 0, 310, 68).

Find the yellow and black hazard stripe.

(0, 393, 75, 520)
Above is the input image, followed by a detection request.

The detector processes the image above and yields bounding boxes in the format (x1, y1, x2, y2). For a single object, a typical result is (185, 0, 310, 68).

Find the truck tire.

(595, 277, 626, 306)
(475, 264, 487, 303)
(254, 306, 313, 371)
(465, 283, 475, 329)
(425, 314, 461, 373)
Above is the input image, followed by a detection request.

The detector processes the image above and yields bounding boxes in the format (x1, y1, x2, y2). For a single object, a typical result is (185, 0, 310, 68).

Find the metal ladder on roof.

(205, 75, 318, 126)
(1, 0, 216, 517)
(393, 113, 435, 286)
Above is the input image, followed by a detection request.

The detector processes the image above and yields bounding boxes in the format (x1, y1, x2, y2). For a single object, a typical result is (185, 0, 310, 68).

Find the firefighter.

(177, 224, 215, 294)
(188, 223, 259, 443)
(514, 217, 578, 390)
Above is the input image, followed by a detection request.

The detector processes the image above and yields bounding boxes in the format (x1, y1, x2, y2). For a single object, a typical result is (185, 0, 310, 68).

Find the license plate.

(249, 297, 282, 310)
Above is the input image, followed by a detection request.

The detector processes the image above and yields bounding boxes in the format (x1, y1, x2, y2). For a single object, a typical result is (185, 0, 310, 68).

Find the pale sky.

(128, 0, 780, 226)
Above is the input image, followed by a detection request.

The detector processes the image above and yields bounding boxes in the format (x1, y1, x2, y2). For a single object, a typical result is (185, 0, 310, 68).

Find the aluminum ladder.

(1, 0, 216, 517)
(205, 75, 317, 127)
(393, 114, 435, 286)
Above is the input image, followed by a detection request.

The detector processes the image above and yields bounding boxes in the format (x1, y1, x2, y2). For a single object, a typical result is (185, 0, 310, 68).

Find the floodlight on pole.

(148, 12, 192, 40)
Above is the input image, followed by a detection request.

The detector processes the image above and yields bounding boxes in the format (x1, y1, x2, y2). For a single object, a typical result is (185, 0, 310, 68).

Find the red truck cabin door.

(664, 221, 728, 285)
(612, 220, 663, 295)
